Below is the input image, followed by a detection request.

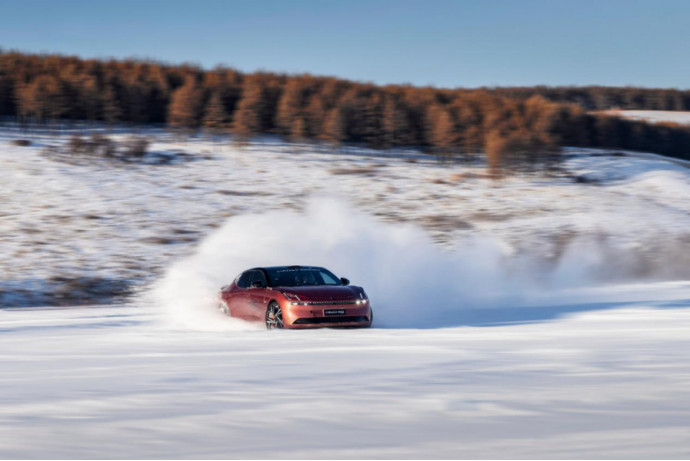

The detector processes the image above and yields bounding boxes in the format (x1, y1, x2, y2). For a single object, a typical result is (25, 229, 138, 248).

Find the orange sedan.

(218, 265, 373, 329)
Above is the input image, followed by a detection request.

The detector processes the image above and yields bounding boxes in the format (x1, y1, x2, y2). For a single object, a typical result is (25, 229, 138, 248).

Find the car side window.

(237, 271, 252, 289)
(250, 270, 267, 287)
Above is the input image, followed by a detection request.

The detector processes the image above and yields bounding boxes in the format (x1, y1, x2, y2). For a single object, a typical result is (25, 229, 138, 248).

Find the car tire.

(265, 302, 284, 330)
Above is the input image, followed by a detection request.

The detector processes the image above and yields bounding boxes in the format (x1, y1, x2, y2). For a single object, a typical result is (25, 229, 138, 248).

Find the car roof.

(255, 265, 325, 271)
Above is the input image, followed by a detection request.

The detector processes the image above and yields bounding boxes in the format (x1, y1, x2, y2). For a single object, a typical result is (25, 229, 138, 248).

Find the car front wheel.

(265, 302, 284, 330)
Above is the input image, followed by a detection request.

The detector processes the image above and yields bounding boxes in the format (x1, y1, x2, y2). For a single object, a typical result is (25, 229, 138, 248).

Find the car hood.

(275, 285, 361, 301)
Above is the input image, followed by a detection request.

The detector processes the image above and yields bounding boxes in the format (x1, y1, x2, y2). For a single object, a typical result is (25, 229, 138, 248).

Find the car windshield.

(265, 267, 342, 287)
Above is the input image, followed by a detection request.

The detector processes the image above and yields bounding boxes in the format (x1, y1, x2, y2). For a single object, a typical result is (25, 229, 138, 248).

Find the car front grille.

(293, 316, 369, 325)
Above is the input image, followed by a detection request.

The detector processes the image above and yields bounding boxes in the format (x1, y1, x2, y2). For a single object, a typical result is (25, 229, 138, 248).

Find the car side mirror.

(340, 277, 350, 286)
(251, 280, 265, 288)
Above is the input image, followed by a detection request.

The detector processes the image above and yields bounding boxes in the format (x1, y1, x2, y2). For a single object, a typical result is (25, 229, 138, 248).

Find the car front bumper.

(282, 303, 372, 328)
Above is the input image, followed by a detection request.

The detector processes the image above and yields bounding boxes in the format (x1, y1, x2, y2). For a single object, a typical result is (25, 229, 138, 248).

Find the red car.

(218, 265, 373, 329)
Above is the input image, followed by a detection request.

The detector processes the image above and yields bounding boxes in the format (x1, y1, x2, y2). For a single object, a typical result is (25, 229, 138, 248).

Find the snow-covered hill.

(2, 125, 689, 307)
(1, 124, 690, 458)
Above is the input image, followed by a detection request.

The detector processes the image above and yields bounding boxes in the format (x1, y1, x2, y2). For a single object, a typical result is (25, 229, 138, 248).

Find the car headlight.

(281, 291, 300, 301)
(356, 299, 368, 305)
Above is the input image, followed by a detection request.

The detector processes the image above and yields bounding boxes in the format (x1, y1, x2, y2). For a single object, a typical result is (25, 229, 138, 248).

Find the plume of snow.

(149, 196, 684, 330)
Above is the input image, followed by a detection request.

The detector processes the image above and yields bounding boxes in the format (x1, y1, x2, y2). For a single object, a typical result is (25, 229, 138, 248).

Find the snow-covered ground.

(2, 287, 690, 458)
(1, 122, 690, 458)
(603, 110, 690, 125)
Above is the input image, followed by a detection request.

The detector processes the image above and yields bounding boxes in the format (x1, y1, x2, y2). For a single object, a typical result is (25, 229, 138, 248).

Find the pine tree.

(101, 84, 123, 126)
(382, 97, 411, 147)
(304, 97, 327, 138)
(202, 91, 229, 130)
(168, 78, 204, 127)
(276, 78, 304, 135)
(232, 77, 266, 139)
(78, 76, 101, 122)
(290, 115, 308, 140)
(322, 107, 345, 145)
(427, 105, 458, 150)
(16, 75, 66, 123)
(0, 73, 14, 117)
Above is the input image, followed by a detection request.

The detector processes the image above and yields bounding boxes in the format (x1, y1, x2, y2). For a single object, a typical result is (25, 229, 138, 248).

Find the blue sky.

(0, 0, 688, 89)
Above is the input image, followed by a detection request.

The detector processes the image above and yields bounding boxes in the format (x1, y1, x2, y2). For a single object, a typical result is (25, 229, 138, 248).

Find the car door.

(226, 271, 253, 320)
(246, 270, 270, 321)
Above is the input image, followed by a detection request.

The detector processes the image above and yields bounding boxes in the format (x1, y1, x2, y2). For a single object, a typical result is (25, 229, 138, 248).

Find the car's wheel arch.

(267, 299, 281, 312)
(265, 300, 285, 329)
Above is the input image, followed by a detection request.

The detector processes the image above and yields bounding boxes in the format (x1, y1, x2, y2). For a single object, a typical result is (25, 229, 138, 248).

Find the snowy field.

(2, 124, 689, 307)
(2, 289, 690, 459)
(1, 122, 690, 458)
(604, 110, 690, 126)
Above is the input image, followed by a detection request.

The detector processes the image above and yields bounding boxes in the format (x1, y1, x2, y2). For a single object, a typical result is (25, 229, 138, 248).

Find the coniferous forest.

(1, 50, 689, 167)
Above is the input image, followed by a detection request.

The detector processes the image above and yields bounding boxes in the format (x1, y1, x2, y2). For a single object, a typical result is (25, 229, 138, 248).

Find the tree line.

(1, 50, 689, 168)
(486, 85, 690, 111)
